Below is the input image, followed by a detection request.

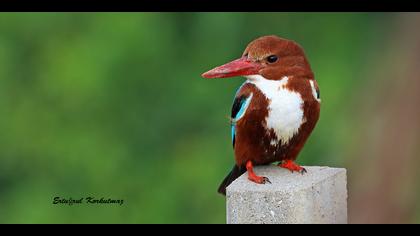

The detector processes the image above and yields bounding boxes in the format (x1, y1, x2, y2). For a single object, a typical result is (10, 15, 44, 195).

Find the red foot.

(279, 160, 307, 174)
(246, 160, 271, 184)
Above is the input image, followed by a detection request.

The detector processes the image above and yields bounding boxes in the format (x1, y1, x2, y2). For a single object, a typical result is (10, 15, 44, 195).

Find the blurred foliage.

(0, 13, 395, 223)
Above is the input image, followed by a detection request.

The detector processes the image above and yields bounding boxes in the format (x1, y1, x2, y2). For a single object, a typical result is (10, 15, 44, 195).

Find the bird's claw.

(300, 168, 307, 175)
(288, 168, 306, 174)
(262, 177, 271, 184)
(248, 176, 271, 184)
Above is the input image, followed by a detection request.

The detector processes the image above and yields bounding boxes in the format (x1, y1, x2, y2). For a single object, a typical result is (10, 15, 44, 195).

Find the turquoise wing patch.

(230, 93, 253, 147)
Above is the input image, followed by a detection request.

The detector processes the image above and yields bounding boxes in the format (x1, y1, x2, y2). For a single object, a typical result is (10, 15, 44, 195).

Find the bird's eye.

(266, 55, 278, 63)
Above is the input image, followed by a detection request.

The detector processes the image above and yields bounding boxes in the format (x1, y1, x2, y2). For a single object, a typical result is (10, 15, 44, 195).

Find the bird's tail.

(218, 165, 246, 196)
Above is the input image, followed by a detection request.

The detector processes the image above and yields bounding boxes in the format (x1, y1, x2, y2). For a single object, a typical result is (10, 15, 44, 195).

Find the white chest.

(246, 75, 305, 145)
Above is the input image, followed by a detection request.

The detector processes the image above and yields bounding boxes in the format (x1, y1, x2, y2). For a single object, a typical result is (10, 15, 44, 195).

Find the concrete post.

(226, 165, 347, 224)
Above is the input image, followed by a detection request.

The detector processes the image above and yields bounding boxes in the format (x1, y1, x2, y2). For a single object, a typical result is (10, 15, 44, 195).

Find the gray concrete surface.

(226, 165, 347, 224)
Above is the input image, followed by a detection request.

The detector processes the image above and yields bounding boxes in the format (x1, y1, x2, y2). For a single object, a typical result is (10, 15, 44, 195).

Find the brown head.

(202, 35, 313, 80)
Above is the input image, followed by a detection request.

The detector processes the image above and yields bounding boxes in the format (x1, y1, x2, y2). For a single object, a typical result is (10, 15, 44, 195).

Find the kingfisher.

(202, 35, 321, 195)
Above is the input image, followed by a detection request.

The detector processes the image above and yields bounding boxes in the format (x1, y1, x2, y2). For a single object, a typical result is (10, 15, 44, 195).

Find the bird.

(201, 35, 321, 195)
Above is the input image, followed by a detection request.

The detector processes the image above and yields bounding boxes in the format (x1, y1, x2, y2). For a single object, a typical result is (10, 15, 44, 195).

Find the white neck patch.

(245, 75, 305, 145)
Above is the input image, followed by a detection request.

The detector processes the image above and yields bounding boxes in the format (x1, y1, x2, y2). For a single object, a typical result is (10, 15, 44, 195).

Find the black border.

(0, 0, 419, 12)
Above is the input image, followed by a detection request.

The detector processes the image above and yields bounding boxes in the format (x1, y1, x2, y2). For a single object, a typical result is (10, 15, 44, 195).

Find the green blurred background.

(1, 13, 420, 223)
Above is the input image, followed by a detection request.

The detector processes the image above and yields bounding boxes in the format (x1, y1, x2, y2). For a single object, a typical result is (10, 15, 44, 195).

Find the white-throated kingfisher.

(202, 35, 321, 195)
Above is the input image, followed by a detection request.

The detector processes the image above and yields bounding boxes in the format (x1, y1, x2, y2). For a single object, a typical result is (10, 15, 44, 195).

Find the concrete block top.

(227, 165, 346, 194)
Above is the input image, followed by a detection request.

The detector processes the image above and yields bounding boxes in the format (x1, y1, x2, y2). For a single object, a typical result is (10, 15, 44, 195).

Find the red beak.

(202, 57, 262, 79)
